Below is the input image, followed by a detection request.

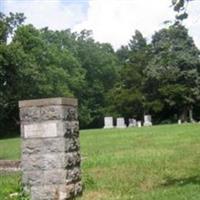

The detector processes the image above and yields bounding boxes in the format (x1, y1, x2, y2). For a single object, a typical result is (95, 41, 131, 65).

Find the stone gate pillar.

(19, 98, 82, 200)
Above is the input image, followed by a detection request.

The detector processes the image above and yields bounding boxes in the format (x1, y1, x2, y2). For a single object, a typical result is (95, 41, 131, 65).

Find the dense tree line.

(0, 11, 200, 135)
(112, 25, 200, 123)
(0, 12, 119, 134)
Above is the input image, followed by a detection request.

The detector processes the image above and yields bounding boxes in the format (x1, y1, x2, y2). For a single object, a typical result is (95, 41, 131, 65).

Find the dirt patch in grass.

(139, 178, 157, 192)
(81, 190, 111, 200)
(0, 160, 21, 171)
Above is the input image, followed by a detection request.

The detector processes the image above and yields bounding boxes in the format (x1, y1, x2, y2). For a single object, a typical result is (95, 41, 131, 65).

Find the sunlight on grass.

(0, 138, 21, 160)
(1, 124, 200, 200)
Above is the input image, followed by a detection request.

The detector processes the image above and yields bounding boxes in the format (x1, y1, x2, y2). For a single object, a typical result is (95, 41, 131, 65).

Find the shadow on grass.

(0, 133, 20, 140)
(0, 126, 20, 139)
(161, 176, 200, 187)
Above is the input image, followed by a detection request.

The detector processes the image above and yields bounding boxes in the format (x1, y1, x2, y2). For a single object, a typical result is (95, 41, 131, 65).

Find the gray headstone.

(143, 115, 152, 126)
(19, 98, 82, 200)
(128, 118, 137, 127)
(116, 117, 126, 128)
(104, 117, 114, 129)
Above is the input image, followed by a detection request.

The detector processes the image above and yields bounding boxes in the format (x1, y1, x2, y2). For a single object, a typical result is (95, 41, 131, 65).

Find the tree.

(0, 12, 27, 134)
(0, 12, 119, 133)
(108, 30, 150, 120)
(116, 45, 129, 65)
(76, 30, 119, 128)
(145, 24, 200, 122)
(0, 22, 85, 134)
(172, 0, 194, 21)
(0, 12, 25, 43)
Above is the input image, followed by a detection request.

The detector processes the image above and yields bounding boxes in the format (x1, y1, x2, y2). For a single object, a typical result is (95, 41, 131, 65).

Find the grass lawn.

(0, 172, 21, 200)
(0, 124, 200, 199)
(0, 138, 20, 160)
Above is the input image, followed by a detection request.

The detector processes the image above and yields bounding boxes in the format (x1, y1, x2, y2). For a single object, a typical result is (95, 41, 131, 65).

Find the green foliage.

(172, 0, 186, 12)
(108, 30, 150, 118)
(172, 0, 191, 21)
(145, 24, 200, 121)
(75, 31, 119, 127)
(0, 12, 25, 43)
(109, 24, 200, 123)
(1, 11, 200, 133)
(0, 13, 119, 133)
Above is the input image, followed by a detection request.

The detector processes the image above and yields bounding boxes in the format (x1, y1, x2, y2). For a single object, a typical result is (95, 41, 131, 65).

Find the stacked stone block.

(19, 98, 82, 200)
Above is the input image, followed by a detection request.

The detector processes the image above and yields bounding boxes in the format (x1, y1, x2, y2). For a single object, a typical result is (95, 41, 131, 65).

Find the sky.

(0, 0, 200, 50)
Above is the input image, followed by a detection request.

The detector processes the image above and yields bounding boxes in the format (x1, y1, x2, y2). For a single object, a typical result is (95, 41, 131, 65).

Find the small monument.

(104, 117, 114, 128)
(128, 118, 137, 127)
(137, 121, 142, 128)
(19, 98, 82, 200)
(116, 117, 126, 128)
(143, 115, 152, 126)
(178, 119, 181, 125)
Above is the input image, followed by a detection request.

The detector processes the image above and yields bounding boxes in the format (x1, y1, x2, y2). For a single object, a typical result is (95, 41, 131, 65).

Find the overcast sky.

(1, 0, 200, 49)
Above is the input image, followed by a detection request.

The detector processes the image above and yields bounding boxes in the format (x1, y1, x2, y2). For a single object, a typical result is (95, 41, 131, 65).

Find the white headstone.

(143, 115, 152, 126)
(116, 117, 126, 128)
(128, 118, 137, 127)
(178, 119, 181, 125)
(104, 117, 114, 128)
(137, 121, 142, 128)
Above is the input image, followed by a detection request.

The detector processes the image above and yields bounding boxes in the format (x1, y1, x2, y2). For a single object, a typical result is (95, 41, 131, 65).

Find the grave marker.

(104, 117, 114, 129)
(137, 121, 142, 128)
(143, 115, 152, 126)
(128, 118, 137, 127)
(116, 117, 126, 128)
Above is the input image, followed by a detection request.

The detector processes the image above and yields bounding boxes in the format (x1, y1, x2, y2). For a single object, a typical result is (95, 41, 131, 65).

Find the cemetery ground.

(0, 124, 200, 200)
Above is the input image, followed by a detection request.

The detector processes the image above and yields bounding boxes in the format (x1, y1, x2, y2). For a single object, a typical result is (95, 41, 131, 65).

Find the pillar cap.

(19, 97, 78, 108)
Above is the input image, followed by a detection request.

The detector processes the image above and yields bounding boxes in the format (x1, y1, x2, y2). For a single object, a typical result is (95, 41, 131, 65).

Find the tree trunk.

(180, 106, 188, 122)
(189, 106, 194, 123)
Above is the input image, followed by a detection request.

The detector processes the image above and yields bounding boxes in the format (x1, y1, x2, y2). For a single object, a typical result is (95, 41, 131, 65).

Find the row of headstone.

(177, 119, 196, 124)
(104, 115, 152, 129)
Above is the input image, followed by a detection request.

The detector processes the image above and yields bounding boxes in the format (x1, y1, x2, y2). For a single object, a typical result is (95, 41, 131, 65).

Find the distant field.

(1, 124, 200, 200)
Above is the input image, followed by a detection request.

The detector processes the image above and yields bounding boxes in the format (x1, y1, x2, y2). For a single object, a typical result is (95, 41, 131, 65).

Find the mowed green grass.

(1, 124, 200, 200)
(0, 172, 21, 200)
(0, 138, 20, 160)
